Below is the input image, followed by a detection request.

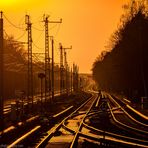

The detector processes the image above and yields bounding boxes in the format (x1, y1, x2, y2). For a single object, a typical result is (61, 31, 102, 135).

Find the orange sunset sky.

(0, 0, 130, 73)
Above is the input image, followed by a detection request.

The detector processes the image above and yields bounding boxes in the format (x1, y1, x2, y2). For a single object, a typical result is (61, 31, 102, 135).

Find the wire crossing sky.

(0, 0, 129, 73)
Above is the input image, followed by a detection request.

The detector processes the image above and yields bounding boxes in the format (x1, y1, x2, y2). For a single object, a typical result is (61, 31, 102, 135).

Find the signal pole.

(25, 15, 33, 107)
(0, 11, 4, 131)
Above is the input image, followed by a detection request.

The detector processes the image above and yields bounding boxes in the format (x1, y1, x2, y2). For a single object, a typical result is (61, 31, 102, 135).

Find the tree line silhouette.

(92, 1, 148, 102)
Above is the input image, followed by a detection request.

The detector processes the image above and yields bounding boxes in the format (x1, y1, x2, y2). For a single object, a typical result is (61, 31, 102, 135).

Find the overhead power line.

(3, 14, 25, 30)
(33, 41, 44, 50)
(4, 30, 27, 44)
(32, 26, 44, 31)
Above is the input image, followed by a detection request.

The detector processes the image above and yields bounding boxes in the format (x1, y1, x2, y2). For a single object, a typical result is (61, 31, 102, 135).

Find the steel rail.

(35, 90, 148, 147)
(8, 126, 41, 148)
(61, 110, 147, 147)
(3, 90, 68, 115)
(108, 102, 148, 135)
(36, 93, 95, 147)
(108, 94, 148, 127)
(69, 94, 98, 148)
(81, 103, 148, 147)
(95, 95, 101, 107)
(61, 91, 148, 147)
(6, 106, 73, 147)
(82, 115, 148, 147)
(61, 93, 148, 147)
(78, 131, 148, 148)
(126, 104, 148, 120)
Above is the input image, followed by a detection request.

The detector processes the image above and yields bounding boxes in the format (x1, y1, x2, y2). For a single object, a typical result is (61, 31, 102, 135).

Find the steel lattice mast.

(51, 36, 54, 101)
(44, 15, 50, 102)
(63, 46, 72, 95)
(25, 15, 33, 106)
(44, 16, 62, 101)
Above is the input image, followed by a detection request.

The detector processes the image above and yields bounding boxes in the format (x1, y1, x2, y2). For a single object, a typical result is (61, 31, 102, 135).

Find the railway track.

(108, 94, 148, 128)
(3, 90, 64, 115)
(35, 93, 97, 148)
(5, 92, 94, 147)
(109, 94, 148, 125)
(102, 93, 148, 147)
(5, 91, 148, 147)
